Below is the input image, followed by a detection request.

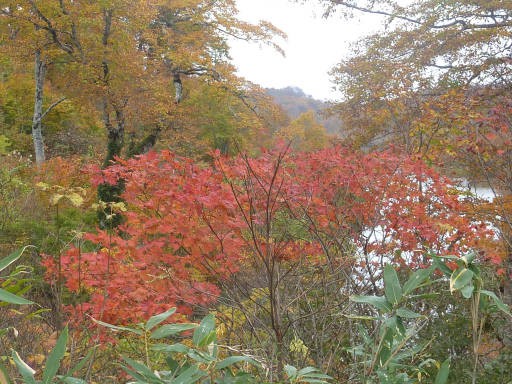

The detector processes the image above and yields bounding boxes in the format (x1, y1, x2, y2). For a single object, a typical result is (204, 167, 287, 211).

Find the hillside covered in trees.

(266, 87, 344, 135)
(1, 1, 511, 383)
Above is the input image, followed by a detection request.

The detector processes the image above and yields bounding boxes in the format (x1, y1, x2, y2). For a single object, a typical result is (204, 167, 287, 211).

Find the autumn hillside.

(266, 86, 344, 135)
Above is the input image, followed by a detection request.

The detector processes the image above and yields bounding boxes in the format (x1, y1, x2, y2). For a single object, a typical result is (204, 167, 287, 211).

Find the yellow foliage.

(216, 287, 271, 345)
(289, 336, 309, 357)
(276, 111, 329, 152)
(36, 182, 87, 208)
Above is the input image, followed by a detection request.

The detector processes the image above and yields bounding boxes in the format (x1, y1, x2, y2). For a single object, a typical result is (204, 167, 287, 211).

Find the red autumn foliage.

(43, 146, 500, 325)
(45, 151, 243, 324)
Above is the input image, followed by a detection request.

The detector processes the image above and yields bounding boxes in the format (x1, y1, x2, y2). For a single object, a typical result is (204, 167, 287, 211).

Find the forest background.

(1, 0, 512, 383)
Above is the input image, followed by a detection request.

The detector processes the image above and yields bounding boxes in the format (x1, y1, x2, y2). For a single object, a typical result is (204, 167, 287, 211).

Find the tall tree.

(317, 0, 512, 347)
(0, 1, 82, 164)
(82, 0, 285, 164)
(1, 0, 285, 164)
(321, 0, 512, 150)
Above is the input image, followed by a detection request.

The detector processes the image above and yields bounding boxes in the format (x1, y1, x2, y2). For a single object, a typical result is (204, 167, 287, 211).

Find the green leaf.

(145, 308, 176, 331)
(122, 356, 164, 383)
(460, 283, 474, 299)
(92, 318, 143, 335)
(164, 356, 180, 372)
(480, 289, 512, 316)
(25, 308, 52, 320)
(403, 267, 432, 295)
(432, 257, 453, 277)
(0, 247, 34, 305)
(284, 365, 298, 379)
(0, 288, 33, 305)
(64, 345, 97, 379)
(150, 323, 198, 339)
(357, 324, 372, 345)
(450, 267, 474, 293)
(0, 247, 31, 272)
(296, 367, 318, 377)
(42, 326, 68, 384)
(434, 358, 450, 384)
(395, 316, 406, 338)
(383, 264, 403, 305)
(300, 373, 332, 380)
(396, 307, 422, 319)
(192, 314, 216, 347)
(152, 343, 190, 353)
(382, 315, 403, 340)
(216, 372, 256, 384)
(119, 365, 148, 383)
(216, 356, 261, 370)
(297, 367, 331, 381)
(377, 344, 391, 367)
(172, 365, 206, 384)
(296, 369, 332, 384)
(59, 377, 88, 384)
(461, 252, 476, 266)
(350, 295, 392, 313)
(187, 349, 216, 363)
(11, 351, 36, 384)
(0, 360, 12, 384)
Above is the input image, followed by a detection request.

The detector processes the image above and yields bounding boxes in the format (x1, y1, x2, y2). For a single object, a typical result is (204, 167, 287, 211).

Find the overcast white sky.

(230, 0, 382, 101)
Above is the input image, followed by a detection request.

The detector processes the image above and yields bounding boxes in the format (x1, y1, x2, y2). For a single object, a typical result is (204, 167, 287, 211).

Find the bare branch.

(327, 0, 512, 30)
(40, 97, 67, 120)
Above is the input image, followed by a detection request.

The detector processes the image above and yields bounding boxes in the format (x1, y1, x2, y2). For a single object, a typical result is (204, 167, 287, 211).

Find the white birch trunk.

(32, 49, 46, 165)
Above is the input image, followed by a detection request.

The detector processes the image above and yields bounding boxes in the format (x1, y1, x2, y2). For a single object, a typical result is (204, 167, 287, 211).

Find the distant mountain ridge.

(266, 87, 343, 135)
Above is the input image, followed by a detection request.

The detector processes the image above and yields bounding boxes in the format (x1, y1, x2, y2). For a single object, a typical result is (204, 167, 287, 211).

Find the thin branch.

(27, 0, 75, 55)
(328, 0, 512, 30)
(40, 97, 67, 121)
(328, 1, 424, 25)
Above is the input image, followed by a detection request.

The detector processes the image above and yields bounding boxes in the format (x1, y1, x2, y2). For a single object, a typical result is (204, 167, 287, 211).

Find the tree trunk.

(101, 101, 125, 167)
(269, 262, 286, 379)
(32, 49, 46, 165)
(96, 8, 125, 229)
(174, 72, 183, 104)
(100, 8, 124, 168)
